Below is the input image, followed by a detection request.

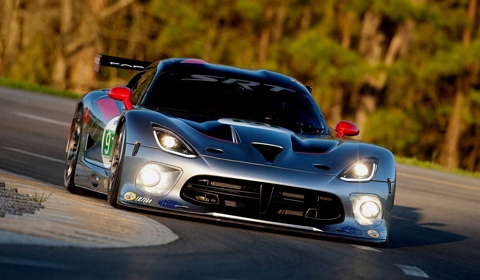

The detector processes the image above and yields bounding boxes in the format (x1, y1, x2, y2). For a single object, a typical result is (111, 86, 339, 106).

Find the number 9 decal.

(101, 116, 119, 168)
(102, 130, 114, 156)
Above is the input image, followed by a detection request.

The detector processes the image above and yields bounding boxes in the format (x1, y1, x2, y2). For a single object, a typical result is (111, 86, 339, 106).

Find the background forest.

(1, 0, 479, 172)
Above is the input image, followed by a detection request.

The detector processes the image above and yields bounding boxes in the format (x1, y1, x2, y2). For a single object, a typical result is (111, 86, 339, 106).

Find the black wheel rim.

(108, 126, 124, 194)
(65, 112, 81, 183)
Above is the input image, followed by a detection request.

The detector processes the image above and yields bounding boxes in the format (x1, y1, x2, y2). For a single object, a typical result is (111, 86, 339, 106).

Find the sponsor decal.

(340, 226, 363, 236)
(218, 118, 290, 132)
(368, 230, 380, 238)
(102, 129, 115, 156)
(181, 74, 296, 93)
(233, 119, 281, 129)
(124, 192, 153, 203)
(158, 199, 183, 209)
(135, 197, 153, 204)
(109, 62, 145, 70)
(124, 192, 137, 201)
(101, 116, 119, 168)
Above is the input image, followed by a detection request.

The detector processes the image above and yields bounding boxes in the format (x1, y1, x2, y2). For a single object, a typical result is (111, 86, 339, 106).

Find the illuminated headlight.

(339, 157, 377, 182)
(138, 167, 161, 187)
(153, 127, 197, 158)
(135, 163, 182, 196)
(360, 201, 380, 218)
(161, 135, 177, 149)
(350, 194, 383, 226)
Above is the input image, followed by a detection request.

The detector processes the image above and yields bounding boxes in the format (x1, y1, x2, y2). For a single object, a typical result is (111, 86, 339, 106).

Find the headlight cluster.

(339, 157, 377, 182)
(350, 194, 383, 226)
(135, 163, 182, 196)
(153, 127, 197, 158)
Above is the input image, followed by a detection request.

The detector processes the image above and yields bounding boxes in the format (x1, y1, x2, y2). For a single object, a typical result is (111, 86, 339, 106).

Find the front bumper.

(116, 143, 394, 243)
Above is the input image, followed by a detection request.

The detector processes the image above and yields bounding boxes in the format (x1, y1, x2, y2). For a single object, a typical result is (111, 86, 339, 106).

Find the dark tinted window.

(143, 71, 326, 134)
(131, 67, 157, 105)
(126, 71, 146, 90)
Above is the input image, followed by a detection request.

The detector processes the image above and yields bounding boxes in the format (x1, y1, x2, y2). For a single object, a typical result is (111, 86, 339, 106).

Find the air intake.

(251, 142, 283, 162)
(180, 176, 345, 225)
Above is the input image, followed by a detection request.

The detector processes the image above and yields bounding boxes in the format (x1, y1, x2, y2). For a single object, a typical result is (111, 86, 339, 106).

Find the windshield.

(142, 71, 326, 135)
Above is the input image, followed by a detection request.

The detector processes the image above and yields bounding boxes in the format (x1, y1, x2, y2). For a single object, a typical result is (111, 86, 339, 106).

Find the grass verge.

(395, 156, 480, 179)
(0, 78, 79, 99)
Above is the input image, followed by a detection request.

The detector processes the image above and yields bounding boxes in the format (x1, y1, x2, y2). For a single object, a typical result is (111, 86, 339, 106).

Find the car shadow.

(385, 205, 466, 248)
(69, 186, 467, 249)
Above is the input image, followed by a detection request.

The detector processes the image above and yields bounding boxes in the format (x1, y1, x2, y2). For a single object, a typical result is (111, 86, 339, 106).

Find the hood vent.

(206, 147, 224, 154)
(314, 164, 331, 171)
(291, 135, 338, 154)
(252, 142, 283, 163)
(184, 120, 239, 143)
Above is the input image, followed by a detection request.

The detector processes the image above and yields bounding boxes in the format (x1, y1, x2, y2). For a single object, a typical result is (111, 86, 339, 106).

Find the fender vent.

(85, 134, 95, 150)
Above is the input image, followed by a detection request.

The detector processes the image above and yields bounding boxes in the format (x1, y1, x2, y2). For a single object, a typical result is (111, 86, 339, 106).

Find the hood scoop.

(291, 135, 338, 154)
(183, 119, 239, 143)
(252, 142, 284, 163)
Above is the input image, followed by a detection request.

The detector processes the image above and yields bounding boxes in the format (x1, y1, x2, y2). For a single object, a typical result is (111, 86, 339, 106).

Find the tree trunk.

(300, 5, 312, 30)
(439, 0, 477, 169)
(52, 0, 73, 88)
(258, 5, 273, 68)
(336, 2, 354, 50)
(272, 6, 286, 43)
(69, 0, 109, 93)
(331, 3, 355, 124)
(439, 81, 466, 169)
(0, 0, 21, 76)
(355, 10, 415, 137)
(355, 11, 383, 136)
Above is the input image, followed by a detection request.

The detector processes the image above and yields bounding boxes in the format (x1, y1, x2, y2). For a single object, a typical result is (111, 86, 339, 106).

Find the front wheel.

(107, 122, 126, 208)
(64, 107, 83, 193)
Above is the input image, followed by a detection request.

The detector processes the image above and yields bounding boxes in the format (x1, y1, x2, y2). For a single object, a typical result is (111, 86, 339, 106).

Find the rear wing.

(94, 54, 152, 72)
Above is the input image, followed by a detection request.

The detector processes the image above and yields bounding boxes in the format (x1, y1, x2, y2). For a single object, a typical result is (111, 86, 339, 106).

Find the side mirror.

(335, 120, 359, 138)
(108, 86, 133, 110)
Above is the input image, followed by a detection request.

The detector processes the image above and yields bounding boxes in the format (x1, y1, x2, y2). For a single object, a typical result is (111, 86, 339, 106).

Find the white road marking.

(3, 147, 64, 164)
(0, 256, 77, 271)
(396, 264, 429, 278)
(14, 112, 70, 128)
(351, 245, 382, 252)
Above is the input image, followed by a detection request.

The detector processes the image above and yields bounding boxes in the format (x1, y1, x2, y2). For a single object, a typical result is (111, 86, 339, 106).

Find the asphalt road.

(1, 87, 480, 279)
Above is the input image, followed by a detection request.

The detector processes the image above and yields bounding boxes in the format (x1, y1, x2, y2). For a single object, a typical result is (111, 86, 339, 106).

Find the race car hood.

(179, 118, 383, 176)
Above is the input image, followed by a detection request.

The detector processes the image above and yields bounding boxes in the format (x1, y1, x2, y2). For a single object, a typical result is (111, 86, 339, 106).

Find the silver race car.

(64, 54, 396, 244)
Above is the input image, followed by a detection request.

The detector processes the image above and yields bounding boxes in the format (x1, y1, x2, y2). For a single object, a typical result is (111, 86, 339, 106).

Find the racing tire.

(107, 122, 126, 208)
(64, 106, 83, 193)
